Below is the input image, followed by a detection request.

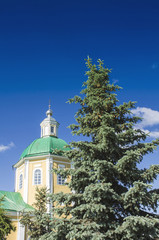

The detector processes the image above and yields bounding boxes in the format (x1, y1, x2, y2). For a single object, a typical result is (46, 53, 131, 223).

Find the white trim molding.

(24, 160, 29, 203)
(50, 158, 53, 194)
(15, 168, 17, 192)
(13, 154, 69, 168)
(46, 157, 53, 212)
(17, 220, 25, 240)
(46, 158, 50, 191)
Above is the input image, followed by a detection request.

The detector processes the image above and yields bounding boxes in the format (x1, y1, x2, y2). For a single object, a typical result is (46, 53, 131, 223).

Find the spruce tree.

(20, 187, 53, 240)
(0, 197, 16, 239)
(41, 58, 159, 240)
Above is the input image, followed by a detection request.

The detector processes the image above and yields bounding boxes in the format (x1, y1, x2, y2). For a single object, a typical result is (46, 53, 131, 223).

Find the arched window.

(19, 174, 23, 189)
(57, 165, 65, 185)
(34, 169, 41, 185)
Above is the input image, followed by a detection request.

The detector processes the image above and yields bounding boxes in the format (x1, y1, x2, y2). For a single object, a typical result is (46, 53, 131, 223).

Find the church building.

(0, 105, 71, 240)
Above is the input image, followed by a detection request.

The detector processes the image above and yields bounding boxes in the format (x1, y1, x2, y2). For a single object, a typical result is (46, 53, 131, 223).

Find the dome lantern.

(40, 104, 59, 137)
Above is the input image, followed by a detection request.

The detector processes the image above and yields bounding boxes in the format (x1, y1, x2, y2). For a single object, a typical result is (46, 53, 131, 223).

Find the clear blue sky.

(1, 0, 159, 191)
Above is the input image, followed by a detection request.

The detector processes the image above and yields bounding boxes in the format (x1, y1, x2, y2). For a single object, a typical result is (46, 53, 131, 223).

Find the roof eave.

(13, 154, 69, 168)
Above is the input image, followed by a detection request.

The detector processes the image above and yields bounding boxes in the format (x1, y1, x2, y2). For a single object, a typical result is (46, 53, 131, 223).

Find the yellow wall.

(6, 215, 29, 240)
(53, 160, 71, 194)
(16, 164, 25, 197)
(6, 220, 18, 240)
(27, 159, 46, 205)
(16, 156, 71, 207)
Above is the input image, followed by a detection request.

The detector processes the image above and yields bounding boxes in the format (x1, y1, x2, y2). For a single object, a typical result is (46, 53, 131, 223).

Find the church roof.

(20, 136, 70, 160)
(0, 191, 34, 212)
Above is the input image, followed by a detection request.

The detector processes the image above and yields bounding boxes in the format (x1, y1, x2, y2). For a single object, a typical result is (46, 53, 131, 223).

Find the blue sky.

(1, 0, 159, 191)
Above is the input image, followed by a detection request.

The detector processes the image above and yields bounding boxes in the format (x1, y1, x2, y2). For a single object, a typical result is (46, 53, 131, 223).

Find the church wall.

(15, 156, 71, 207)
(16, 164, 25, 197)
(53, 160, 71, 194)
(27, 158, 47, 206)
(15, 156, 71, 208)
(6, 220, 18, 240)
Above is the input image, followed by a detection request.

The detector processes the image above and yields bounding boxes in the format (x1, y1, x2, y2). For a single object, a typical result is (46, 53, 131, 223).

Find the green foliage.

(41, 58, 159, 239)
(20, 187, 53, 240)
(0, 196, 16, 238)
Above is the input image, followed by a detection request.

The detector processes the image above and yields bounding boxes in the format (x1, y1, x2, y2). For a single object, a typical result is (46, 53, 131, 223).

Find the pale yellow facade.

(15, 156, 71, 206)
(53, 160, 71, 194)
(7, 220, 18, 240)
(28, 159, 47, 205)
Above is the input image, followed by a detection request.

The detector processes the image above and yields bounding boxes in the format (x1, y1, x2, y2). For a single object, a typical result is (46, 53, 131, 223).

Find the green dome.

(20, 136, 69, 160)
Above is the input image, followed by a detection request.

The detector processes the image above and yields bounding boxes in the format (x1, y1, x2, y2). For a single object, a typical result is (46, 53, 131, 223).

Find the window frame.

(19, 173, 23, 190)
(51, 126, 54, 134)
(33, 168, 42, 185)
(57, 164, 65, 185)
